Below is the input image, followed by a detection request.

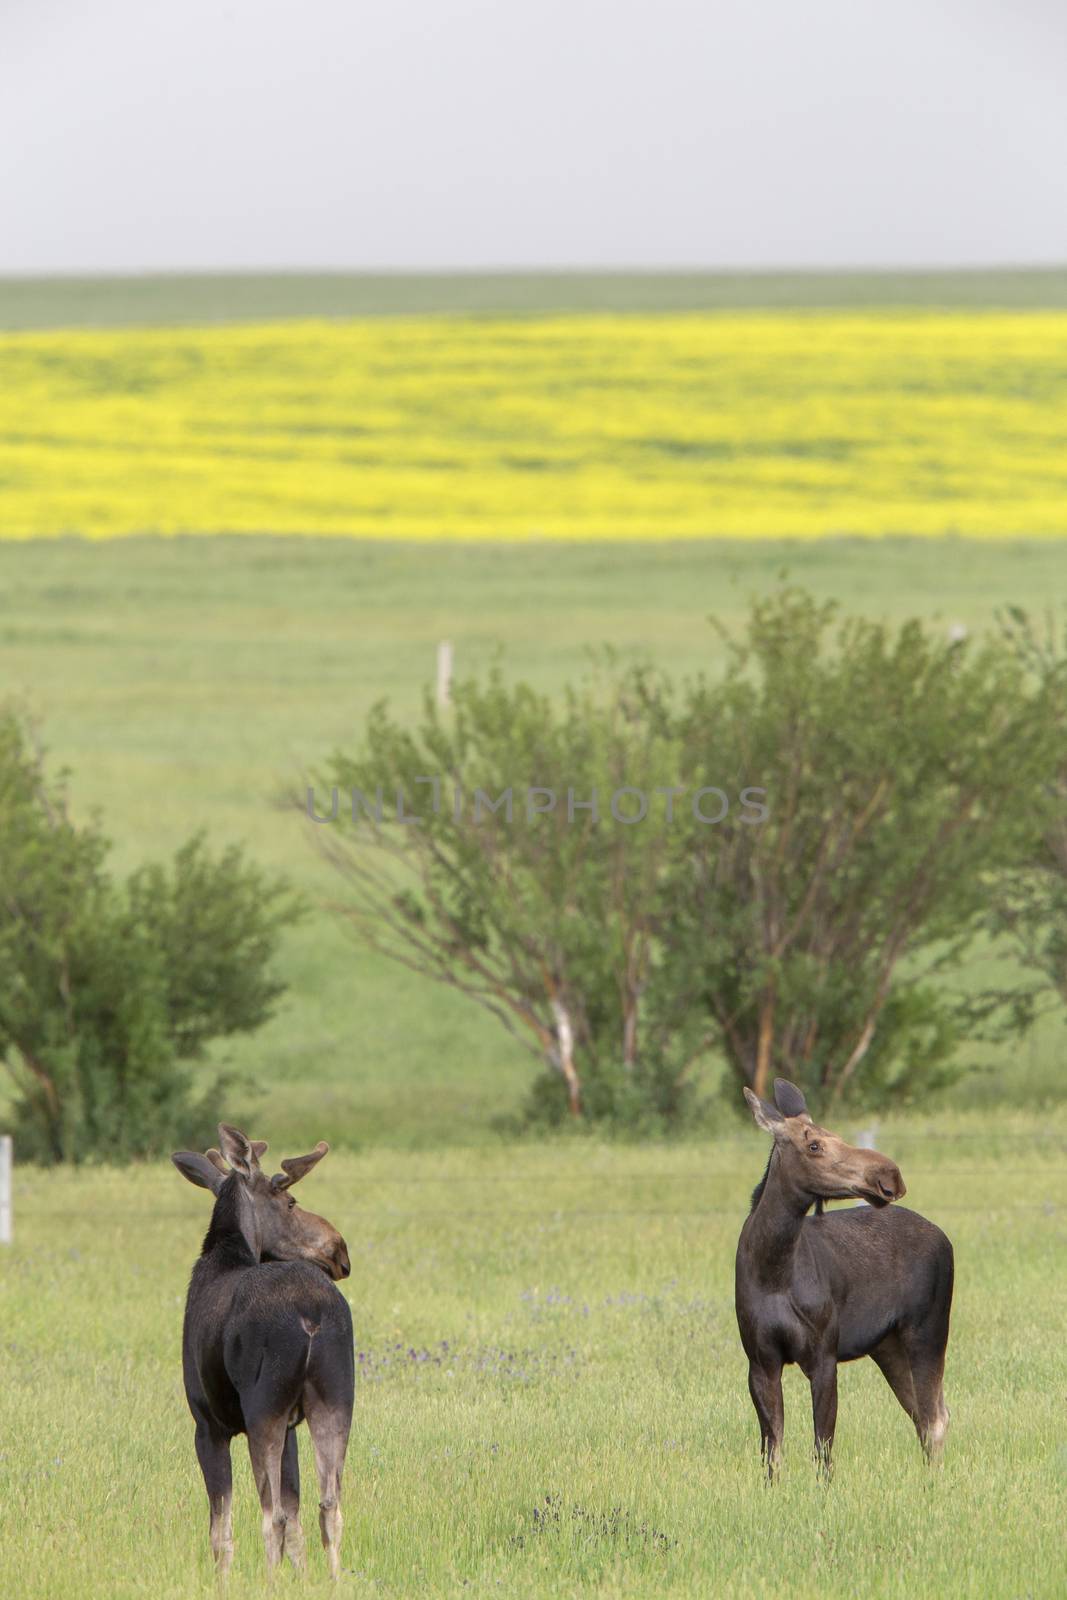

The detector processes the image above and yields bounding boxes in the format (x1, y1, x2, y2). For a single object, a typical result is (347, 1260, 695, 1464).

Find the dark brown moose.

(172, 1124, 354, 1578)
(735, 1079, 953, 1478)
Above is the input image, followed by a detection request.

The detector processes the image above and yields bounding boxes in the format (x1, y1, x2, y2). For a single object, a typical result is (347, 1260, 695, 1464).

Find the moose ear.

(218, 1124, 256, 1179)
(271, 1141, 329, 1191)
(773, 1078, 809, 1118)
(743, 1087, 785, 1135)
(172, 1151, 225, 1195)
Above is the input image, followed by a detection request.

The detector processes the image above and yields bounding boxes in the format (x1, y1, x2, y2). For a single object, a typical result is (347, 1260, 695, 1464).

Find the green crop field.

(3, 1126, 1065, 1600)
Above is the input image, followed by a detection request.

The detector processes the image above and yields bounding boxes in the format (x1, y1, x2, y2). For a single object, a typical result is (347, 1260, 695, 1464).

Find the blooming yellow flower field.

(1, 312, 1066, 539)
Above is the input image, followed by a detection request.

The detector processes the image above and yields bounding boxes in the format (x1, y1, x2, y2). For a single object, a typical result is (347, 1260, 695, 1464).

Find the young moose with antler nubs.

(736, 1080, 953, 1478)
(172, 1125, 354, 1578)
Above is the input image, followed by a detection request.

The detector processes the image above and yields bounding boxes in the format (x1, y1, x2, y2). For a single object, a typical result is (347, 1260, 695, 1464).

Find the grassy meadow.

(5, 266, 1067, 328)
(1, 535, 1066, 1146)
(2, 1127, 1064, 1599)
(1, 273, 1066, 1597)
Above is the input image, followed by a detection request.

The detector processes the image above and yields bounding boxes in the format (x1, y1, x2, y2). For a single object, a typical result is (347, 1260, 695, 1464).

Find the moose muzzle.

(860, 1159, 906, 1206)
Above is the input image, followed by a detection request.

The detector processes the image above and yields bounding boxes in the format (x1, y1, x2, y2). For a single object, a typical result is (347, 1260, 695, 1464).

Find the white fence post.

(0, 1135, 12, 1244)
(436, 640, 453, 709)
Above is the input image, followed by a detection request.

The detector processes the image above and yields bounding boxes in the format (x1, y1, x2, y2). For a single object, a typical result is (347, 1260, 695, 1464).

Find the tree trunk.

(19, 1048, 64, 1162)
(550, 998, 582, 1116)
(753, 989, 776, 1100)
(827, 1015, 877, 1106)
(622, 1000, 637, 1072)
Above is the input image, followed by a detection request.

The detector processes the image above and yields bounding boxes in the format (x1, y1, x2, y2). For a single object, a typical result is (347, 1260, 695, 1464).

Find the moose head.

(172, 1124, 351, 1280)
(744, 1078, 906, 1208)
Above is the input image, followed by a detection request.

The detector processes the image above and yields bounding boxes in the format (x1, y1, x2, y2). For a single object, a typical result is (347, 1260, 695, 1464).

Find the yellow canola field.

(1, 312, 1066, 539)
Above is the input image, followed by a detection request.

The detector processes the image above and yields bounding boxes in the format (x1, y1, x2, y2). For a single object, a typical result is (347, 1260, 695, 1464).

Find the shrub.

(0, 712, 301, 1162)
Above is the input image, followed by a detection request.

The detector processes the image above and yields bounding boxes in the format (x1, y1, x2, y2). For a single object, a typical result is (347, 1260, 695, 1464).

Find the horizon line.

(2, 261, 1067, 284)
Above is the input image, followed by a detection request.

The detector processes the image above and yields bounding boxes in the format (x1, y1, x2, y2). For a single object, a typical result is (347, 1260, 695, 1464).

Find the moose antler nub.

(272, 1141, 330, 1191)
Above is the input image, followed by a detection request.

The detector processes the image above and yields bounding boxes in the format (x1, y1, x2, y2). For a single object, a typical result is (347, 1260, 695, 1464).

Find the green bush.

(0, 712, 302, 1162)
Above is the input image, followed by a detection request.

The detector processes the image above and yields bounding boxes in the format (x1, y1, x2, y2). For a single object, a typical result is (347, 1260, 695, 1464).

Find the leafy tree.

(315, 594, 1063, 1127)
(314, 667, 687, 1127)
(0, 712, 301, 1162)
(123, 836, 299, 1060)
(658, 591, 1061, 1109)
(982, 608, 1067, 1029)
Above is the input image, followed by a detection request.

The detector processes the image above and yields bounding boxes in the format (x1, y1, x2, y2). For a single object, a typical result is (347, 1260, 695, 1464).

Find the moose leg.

(748, 1361, 784, 1480)
(870, 1331, 918, 1419)
(808, 1356, 838, 1477)
(873, 1328, 948, 1461)
(194, 1421, 234, 1575)
(246, 1416, 290, 1573)
(305, 1397, 351, 1579)
(907, 1348, 950, 1462)
(904, 1246, 953, 1462)
(870, 1327, 924, 1451)
(279, 1426, 308, 1571)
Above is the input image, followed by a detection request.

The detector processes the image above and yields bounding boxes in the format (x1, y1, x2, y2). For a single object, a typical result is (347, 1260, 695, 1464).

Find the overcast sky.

(2, 0, 1065, 274)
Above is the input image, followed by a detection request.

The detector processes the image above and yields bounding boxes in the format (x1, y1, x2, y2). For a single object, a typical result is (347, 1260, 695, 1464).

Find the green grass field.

(0, 534, 1065, 1145)
(3, 1123, 1064, 1599)
(4, 267, 1067, 330)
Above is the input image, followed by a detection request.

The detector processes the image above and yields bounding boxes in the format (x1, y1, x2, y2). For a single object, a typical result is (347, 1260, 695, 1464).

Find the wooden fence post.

(437, 640, 453, 708)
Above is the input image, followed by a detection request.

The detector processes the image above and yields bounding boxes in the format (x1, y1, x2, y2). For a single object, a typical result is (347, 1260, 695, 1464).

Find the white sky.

(2, 0, 1066, 273)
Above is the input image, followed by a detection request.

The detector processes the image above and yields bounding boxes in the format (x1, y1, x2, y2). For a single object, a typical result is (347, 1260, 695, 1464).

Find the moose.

(736, 1079, 953, 1478)
(172, 1124, 354, 1578)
